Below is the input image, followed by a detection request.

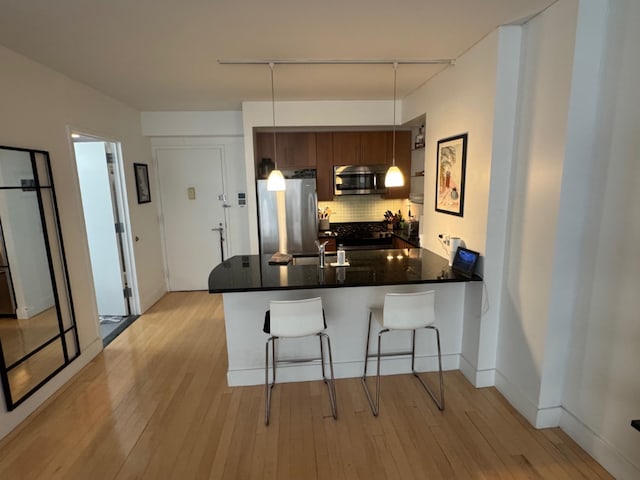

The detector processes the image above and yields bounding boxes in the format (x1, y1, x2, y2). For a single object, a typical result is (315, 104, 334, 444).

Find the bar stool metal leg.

(412, 326, 445, 410)
(361, 324, 390, 417)
(319, 333, 338, 419)
(361, 324, 445, 416)
(362, 312, 373, 378)
(264, 336, 278, 425)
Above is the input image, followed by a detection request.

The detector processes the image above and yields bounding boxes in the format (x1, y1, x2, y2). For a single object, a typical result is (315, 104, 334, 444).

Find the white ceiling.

(0, 0, 555, 111)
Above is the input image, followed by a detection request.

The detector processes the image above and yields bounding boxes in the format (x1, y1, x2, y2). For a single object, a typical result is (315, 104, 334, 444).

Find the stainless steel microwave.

(334, 165, 388, 195)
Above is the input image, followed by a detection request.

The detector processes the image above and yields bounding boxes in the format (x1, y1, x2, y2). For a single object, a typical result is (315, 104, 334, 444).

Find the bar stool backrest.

(382, 290, 435, 330)
(269, 297, 325, 337)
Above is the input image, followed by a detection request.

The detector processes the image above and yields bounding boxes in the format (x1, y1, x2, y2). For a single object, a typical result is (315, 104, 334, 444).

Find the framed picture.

(133, 163, 151, 204)
(435, 133, 467, 216)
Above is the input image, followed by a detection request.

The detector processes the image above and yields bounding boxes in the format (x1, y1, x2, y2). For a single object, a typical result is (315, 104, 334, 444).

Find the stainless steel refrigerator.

(257, 179, 318, 255)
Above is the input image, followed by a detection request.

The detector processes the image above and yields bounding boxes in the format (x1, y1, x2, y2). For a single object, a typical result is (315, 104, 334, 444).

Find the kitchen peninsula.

(209, 248, 483, 387)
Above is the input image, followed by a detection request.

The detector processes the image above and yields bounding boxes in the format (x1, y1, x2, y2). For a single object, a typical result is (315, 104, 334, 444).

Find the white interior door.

(75, 142, 128, 316)
(157, 147, 227, 291)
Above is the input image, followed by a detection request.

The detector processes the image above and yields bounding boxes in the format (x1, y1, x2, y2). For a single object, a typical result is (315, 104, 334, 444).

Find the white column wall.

(558, 1, 640, 478)
(403, 31, 499, 386)
(494, 0, 578, 425)
(0, 46, 165, 439)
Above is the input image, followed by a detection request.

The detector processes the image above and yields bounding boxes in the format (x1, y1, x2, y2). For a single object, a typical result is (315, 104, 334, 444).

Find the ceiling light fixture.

(385, 62, 404, 188)
(266, 62, 286, 191)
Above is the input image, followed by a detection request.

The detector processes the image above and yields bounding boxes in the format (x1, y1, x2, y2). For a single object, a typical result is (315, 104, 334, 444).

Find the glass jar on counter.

(337, 244, 346, 265)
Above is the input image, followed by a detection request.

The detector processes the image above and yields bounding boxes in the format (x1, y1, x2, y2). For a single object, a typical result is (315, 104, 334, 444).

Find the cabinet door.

(392, 236, 413, 249)
(332, 132, 361, 165)
(255, 131, 277, 179)
(316, 133, 334, 201)
(361, 131, 391, 165)
(255, 132, 316, 170)
(323, 237, 337, 252)
(384, 131, 411, 199)
(255, 132, 275, 163)
(281, 132, 317, 168)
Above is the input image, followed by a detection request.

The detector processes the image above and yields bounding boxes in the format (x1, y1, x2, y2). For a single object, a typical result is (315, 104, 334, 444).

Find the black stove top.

(330, 222, 393, 249)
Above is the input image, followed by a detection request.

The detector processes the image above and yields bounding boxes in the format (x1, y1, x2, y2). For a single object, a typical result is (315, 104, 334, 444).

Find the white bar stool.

(361, 290, 444, 416)
(264, 297, 338, 425)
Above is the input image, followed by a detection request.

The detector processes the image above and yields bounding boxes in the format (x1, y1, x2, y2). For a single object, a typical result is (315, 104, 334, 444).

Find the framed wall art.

(134, 163, 151, 204)
(435, 133, 467, 216)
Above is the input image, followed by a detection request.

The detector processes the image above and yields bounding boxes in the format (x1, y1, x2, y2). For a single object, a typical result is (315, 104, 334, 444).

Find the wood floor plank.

(0, 292, 614, 480)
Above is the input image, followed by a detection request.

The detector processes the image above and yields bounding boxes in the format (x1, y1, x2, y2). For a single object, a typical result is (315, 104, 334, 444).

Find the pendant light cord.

(392, 62, 398, 166)
(270, 62, 278, 169)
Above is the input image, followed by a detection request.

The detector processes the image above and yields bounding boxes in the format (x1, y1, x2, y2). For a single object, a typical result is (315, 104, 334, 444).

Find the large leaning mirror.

(0, 145, 79, 410)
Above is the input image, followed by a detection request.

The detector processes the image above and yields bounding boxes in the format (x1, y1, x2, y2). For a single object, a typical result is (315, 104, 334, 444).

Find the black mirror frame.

(0, 145, 79, 411)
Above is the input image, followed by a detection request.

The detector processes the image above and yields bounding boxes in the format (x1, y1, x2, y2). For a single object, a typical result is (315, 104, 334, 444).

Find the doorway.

(156, 147, 229, 291)
(72, 134, 139, 345)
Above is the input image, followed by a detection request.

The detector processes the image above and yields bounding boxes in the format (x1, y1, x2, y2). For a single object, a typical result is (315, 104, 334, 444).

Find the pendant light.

(266, 62, 286, 191)
(385, 62, 404, 188)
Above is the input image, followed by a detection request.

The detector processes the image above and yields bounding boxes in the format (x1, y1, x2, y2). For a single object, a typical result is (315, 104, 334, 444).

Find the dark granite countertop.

(209, 248, 481, 293)
(393, 231, 421, 247)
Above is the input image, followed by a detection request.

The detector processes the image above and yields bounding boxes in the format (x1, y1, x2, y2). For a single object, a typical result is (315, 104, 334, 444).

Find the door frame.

(68, 127, 141, 317)
(152, 144, 230, 291)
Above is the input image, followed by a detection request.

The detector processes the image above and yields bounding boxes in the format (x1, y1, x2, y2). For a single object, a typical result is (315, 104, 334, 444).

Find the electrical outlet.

(438, 233, 450, 245)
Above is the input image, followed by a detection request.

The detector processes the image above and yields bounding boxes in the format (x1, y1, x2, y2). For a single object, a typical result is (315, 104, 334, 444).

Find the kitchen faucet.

(315, 240, 328, 268)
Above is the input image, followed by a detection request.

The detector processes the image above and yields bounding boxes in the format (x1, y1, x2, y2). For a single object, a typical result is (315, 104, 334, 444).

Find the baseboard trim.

(560, 408, 640, 480)
(0, 338, 103, 440)
(494, 370, 561, 428)
(459, 355, 495, 387)
(228, 352, 460, 387)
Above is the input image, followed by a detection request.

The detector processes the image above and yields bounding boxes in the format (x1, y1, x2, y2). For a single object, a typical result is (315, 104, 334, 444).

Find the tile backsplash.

(318, 196, 423, 223)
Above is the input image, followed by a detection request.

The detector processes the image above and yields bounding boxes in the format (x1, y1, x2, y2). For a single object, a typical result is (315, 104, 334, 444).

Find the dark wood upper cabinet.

(360, 131, 392, 165)
(332, 131, 391, 166)
(281, 132, 317, 168)
(331, 132, 361, 165)
(254, 132, 317, 171)
(254, 131, 276, 165)
(316, 132, 334, 201)
(255, 129, 411, 200)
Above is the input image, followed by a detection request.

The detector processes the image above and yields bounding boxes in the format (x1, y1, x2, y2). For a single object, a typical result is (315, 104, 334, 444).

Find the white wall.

(488, 0, 640, 476)
(403, 31, 500, 387)
(403, 35, 497, 263)
(0, 46, 165, 439)
(140, 111, 250, 259)
(148, 136, 250, 259)
(558, 0, 640, 477)
(495, 0, 579, 424)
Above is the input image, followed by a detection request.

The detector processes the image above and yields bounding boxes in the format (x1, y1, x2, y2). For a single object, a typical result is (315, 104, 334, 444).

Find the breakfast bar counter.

(208, 248, 480, 293)
(209, 248, 484, 387)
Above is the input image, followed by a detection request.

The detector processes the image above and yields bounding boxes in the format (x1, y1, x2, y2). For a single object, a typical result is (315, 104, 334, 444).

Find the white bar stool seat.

(361, 290, 444, 416)
(264, 297, 337, 425)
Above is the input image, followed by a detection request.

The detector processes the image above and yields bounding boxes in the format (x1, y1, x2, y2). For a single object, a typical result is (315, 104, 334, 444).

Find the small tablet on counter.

(451, 247, 479, 278)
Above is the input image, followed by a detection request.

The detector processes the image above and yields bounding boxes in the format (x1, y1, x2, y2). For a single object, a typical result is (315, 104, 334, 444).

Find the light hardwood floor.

(0, 292, 612, 479)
